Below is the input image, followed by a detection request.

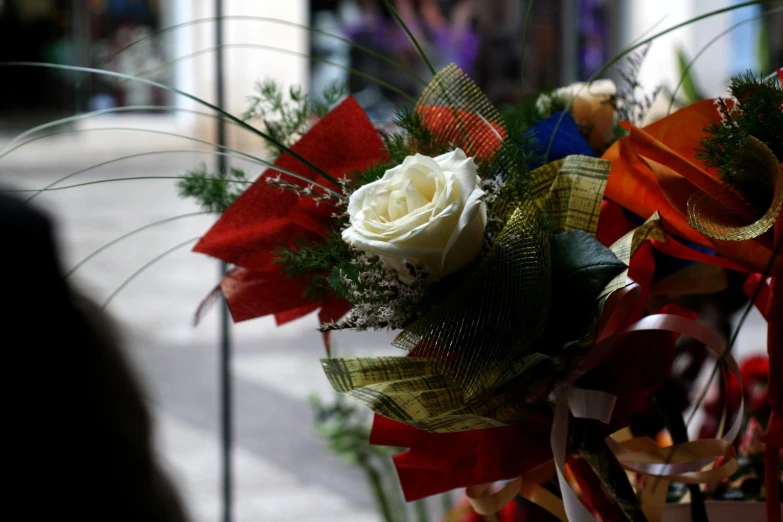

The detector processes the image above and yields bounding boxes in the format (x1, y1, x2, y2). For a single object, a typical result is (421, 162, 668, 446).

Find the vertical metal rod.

(72, 0, 90, 115)
(214, 1, 232, 521)
(560, 0, 578, 83)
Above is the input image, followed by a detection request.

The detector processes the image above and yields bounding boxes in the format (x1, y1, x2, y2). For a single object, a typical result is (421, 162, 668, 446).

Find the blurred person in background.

(2, 191, 188, 522)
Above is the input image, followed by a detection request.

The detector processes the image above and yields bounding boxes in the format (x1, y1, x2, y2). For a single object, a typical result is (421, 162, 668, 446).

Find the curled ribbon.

(687, 137, 783, 242)
(466, 283, 745, 522)
(467, 462, 567, 521)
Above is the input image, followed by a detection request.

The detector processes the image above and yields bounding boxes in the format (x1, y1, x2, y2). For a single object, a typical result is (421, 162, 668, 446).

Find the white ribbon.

(551, 385, 617, 522)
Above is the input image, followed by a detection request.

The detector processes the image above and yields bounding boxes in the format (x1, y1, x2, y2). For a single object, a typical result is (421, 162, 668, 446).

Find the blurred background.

(0, 1, 780, 521)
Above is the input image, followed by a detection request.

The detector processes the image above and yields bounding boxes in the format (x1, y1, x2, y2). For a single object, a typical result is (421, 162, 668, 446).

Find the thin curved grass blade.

(519, 0, 536, 96)
(102, 16, 427, 86)
(686, 234, 783, 428)
(381, 0, 436, 76)
(4, 177, 250, 194)
(101, 236, 201, 310)
(667, 6, 781, 113)
(24, 149, 265, 202)
(65, 212, 209, 278)
(1, 128, 343, 198)
(0, 62, 337, 185)
(129, 44, 416, 103)
(543, 0, 773, 161)
(0, 105, 242, 157)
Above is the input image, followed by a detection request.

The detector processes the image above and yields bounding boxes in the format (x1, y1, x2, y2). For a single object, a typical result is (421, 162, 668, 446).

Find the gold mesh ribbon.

(414, 63, 505, 162)
(393, 201, 552, 401)
(414, 63, 523, 239)
(688, 136, 783, 241)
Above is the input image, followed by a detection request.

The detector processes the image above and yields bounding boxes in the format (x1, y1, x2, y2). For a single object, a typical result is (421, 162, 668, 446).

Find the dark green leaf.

(541, 230, 626, 350)
(551, 230, 626, 302)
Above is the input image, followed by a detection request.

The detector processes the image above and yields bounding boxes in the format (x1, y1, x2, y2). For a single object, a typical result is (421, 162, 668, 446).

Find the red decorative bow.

(194, 97, 386, 339)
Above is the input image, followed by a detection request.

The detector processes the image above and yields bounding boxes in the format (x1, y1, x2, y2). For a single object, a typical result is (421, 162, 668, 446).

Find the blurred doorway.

(0, 0, 74, 130)
(0, 0, 170, 132)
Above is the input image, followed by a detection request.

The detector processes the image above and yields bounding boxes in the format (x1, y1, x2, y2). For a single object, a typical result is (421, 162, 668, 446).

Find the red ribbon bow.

(194, 98, 386, 342)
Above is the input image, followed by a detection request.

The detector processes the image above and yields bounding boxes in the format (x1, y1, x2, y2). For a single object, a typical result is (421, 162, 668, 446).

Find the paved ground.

(0, 128, 770, 522)
(0, 130, 407, 522)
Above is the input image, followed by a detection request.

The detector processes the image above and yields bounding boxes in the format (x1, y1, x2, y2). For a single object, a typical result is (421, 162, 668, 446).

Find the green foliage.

(394, 106, 449, 158)
(520, 91, 569, 126)
(675, 46, 706, 104)
(349, 158, 397, 193)
(274, 226, 352, 298)
(343, 105, 450, 190)
(697, 71, 783, 212)
(496, 107, 542, 180)
(243, 79, 348, 158)
(310, 393, 395, 463)
(178, 80, 349, 214)
(756, 17, 769, 74)
(176, 164, 249, 213)
(310, 393, 407, 522)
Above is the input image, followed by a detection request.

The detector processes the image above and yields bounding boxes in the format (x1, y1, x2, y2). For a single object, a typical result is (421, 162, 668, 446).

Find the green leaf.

(551, 230, 627, 302)
(756, 13, 769, 73)
(543, 230, 627, 348)
(675, 46, 705, 104)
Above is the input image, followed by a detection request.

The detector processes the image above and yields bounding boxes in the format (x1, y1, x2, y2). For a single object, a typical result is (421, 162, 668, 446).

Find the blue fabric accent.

(528, 111, 595, 167)
(620, 209, 719, 281)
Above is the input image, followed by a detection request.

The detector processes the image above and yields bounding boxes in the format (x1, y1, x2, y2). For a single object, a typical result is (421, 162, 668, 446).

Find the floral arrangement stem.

(414, 498, 429, 522)
(654, 385, 708, 522)
(363, 458, 401, 522)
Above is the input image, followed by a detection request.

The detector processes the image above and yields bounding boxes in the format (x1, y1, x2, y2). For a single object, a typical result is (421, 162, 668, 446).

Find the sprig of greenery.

(243, 80, 347, 158)
(697, 71, 783, 212)
(310, 393, 406, 522)
(178, 81, 349, 213)
(176, 164, 249, 213)
(274, 227, 352, 299)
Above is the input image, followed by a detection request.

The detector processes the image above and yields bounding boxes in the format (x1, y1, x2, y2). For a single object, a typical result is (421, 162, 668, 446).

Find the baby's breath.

(321, 251, 427, 331)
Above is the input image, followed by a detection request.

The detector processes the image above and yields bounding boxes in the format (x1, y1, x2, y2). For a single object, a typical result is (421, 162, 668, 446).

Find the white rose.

(342, 149, 487, 281)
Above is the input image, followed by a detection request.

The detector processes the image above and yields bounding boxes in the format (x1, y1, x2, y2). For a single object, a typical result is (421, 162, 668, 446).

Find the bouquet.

(4, 3, 781, 521)
(191, 55, 783, 522)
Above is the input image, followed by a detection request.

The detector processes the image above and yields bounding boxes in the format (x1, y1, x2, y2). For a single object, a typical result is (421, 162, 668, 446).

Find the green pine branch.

(176, 164, 249, 213)
(243, 79, 348, 158)
(697, 71, 783, 212)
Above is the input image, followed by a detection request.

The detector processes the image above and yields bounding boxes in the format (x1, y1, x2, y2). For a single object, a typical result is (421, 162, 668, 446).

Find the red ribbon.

(194, 97, 386, 334)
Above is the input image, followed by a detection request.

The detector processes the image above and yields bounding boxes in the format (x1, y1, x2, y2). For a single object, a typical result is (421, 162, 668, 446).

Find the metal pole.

(214, 1, 232, 521)
(71, 0, 91, 115)
(560, 0, 578, 83)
